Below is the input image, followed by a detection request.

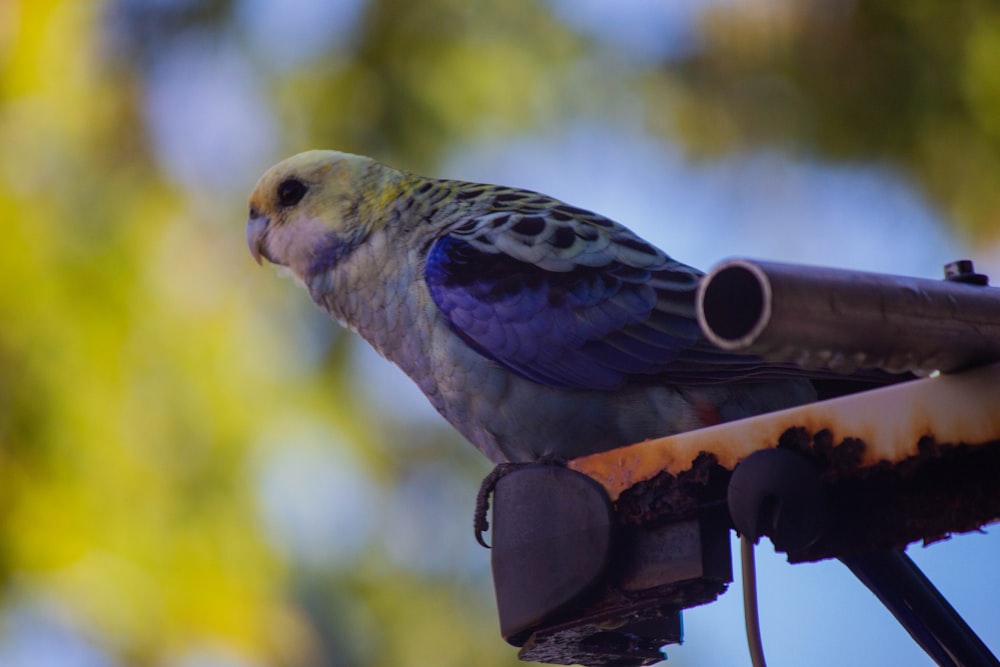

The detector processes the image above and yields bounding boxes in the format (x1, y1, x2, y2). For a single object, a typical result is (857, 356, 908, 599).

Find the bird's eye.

(277, 178, 308, 207)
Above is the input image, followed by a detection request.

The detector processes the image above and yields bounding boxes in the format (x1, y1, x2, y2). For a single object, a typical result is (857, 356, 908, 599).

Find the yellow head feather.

(246, 150, 410, 278)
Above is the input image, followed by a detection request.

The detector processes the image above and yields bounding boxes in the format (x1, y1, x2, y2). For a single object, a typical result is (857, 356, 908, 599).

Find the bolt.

(944, 260, 989, 286)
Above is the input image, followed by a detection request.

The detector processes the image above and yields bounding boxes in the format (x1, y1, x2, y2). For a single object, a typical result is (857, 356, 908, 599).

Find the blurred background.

(1, 0, 999, 665)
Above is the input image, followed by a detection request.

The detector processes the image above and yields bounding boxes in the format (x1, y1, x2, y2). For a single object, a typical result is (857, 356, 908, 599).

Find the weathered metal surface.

(782, 430, 1000, 562)
(517, 606, 682, 666)
(569, 363, 1000, 564)
(696, 258, 1000, 374)
(500, 508, 732, 666)
(569, 362, 1000, 501)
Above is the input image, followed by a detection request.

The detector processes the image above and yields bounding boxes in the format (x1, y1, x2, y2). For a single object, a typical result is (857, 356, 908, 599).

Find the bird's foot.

(474, 457, 565, 549)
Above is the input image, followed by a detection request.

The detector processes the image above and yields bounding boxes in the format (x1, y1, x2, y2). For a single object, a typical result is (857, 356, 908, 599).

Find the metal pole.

(696, 259, 1000, 375)
(840, 550, 999, 667)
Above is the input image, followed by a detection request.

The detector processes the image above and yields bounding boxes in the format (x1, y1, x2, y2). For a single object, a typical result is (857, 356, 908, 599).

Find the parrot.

(244, 150, 887, 465)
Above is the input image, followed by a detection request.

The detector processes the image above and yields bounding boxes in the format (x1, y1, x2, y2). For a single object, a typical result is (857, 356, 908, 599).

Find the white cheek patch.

(266, 216, 332, 280)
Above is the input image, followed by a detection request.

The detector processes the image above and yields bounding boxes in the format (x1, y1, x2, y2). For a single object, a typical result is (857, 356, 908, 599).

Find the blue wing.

(424, 193, 792, 391)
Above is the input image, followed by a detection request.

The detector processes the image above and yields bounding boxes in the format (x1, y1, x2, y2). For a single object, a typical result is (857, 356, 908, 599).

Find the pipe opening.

(700, 265, 768, 345)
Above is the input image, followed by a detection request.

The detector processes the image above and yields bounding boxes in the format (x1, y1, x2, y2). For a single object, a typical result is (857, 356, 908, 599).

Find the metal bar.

(695, 259, 1000, 374)
(570, 362, 1000, 500)
(569, 362, 1000, 564)
(841, 550, 999, 667)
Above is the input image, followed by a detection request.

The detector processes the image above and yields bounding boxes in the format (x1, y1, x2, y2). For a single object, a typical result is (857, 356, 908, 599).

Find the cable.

(741, 535, 768, 667)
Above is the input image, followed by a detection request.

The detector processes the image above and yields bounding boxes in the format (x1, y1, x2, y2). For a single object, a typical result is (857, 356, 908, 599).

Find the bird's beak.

(246, 213, 270, 265)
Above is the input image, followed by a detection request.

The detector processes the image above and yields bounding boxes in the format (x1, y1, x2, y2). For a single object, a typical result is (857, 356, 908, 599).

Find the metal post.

(841, 550, 999, 667)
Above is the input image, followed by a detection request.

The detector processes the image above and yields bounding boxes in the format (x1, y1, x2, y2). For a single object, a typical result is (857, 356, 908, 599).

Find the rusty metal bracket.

(489, 464, 730, 666)
(571, 362, 1000, 558)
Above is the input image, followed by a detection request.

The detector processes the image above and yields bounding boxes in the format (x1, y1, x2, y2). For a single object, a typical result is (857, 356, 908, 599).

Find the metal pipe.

(695, 259, 1000, 375)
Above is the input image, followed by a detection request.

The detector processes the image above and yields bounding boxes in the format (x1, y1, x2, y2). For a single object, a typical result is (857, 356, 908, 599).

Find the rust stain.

(569, 362, 1000, 501)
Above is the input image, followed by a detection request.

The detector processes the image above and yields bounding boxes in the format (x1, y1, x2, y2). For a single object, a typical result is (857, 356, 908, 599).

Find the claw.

(473, 458, 566, 548)
(474, 463, 518, 548)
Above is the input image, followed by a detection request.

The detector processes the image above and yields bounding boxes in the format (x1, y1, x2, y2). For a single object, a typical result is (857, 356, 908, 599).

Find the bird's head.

(246, 150, 400, 281)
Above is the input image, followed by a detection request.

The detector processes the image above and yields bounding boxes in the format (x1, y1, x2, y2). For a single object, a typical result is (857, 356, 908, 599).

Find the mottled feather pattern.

(422, 184, 770, 390)
(438, 184, 670, 272)
(421, 181, 833, 390)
